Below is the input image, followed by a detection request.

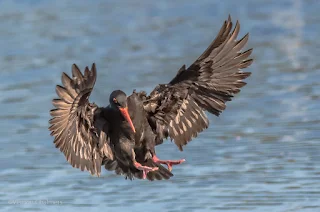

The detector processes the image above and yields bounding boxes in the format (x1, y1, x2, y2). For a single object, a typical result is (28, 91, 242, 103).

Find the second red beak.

(119, 107, 136, 133)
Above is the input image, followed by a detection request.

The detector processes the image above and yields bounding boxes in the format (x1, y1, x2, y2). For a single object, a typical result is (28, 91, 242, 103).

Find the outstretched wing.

(49, 63, 114, 176)
(144, 16, 253, 150)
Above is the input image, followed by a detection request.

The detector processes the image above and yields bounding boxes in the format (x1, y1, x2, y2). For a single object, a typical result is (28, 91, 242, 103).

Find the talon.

(134, 162, 158, 179)
(152, 155, 185, 171)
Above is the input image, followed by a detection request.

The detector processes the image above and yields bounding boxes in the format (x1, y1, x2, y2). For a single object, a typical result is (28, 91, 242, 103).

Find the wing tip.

(72, 63, 79, 70)
(91, 62, 96, 70)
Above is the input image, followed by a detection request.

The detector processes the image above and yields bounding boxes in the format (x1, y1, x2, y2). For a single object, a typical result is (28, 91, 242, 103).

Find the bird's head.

(109, 90, 136, 133)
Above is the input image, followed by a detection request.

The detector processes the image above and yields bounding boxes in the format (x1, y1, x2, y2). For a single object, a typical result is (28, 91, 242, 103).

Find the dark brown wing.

(49, 63, 114, 176)
(144, 16, 253, 150)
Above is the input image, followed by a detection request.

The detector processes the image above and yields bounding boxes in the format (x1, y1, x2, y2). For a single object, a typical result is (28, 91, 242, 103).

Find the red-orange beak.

(119, 107, 136, 133)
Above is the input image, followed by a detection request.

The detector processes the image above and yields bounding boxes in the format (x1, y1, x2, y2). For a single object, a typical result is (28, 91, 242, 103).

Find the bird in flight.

(49, 16, 253, 180)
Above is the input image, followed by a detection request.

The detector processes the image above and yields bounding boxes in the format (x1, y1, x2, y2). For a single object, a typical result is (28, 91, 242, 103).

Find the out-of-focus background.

(0, 0, 319, 211)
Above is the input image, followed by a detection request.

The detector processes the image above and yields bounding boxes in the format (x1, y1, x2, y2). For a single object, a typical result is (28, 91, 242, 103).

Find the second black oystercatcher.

(49, 16, 253, 180)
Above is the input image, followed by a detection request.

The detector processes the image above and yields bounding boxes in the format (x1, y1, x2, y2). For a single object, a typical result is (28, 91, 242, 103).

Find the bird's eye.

(113, 98, 121, 106)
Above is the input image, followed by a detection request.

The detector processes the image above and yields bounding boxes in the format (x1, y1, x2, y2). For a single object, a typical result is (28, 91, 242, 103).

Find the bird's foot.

(134, 162, 158, 179)
(152, 155, 185, 171)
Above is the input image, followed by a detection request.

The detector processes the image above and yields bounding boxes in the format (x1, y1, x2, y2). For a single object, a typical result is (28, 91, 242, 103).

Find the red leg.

(152, 155, 185, 171)
(134, 161, 158, 179)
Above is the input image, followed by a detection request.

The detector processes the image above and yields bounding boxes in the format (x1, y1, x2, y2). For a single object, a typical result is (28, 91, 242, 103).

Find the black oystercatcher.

(49, 16, 253, 180)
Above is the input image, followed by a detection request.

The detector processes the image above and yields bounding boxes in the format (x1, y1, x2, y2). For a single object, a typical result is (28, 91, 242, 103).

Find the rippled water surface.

(0, 0, 319, 211)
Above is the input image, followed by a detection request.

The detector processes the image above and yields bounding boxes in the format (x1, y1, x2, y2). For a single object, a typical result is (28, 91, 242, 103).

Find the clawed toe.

(134, 162, 158, 179)
(152, 155, 185, 171)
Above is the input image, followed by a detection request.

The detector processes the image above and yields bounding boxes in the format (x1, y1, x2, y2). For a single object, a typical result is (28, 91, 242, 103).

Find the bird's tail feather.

(103, 158, 173, 180)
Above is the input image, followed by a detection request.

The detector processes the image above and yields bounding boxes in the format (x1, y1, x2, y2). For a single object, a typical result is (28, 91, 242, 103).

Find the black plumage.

(49, 16, 253, 180)
(143, 16, 252, 151)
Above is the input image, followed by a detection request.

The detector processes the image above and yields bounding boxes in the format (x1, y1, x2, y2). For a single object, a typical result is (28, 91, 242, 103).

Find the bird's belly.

(113, 139, 134, 165)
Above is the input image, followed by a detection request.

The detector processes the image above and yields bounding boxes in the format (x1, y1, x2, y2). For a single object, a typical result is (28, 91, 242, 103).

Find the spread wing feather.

(49, 63, 113, 176)
(144, 16, 253, 150)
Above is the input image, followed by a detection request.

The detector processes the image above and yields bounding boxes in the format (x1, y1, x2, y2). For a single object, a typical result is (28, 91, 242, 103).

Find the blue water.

(0, 0, 319, 211)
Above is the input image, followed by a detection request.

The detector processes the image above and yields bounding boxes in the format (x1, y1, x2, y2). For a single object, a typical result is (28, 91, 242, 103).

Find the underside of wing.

(145, 15, 253, 150)
(49, 63, 113, 176)
(167, 95, 209, 150)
